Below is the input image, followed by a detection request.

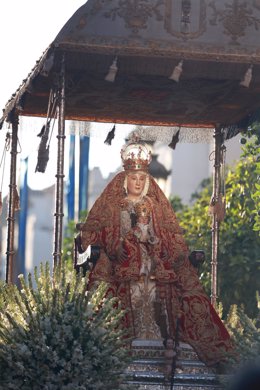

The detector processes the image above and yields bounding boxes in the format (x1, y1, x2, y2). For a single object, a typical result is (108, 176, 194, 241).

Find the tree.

(240, 122, 260, 234)
(175, 131, 260, 319)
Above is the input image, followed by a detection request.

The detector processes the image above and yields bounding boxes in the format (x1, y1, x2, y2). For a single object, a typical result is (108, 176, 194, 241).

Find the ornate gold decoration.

(209, 0, 260, 45)
(64, 36, 260, 64)
(181, 0, 191, 33)
(104, 0, 163, 34)
(165, 0, 206, 40)
(131, 279, 162, 339)
(208, 194, 226, 222)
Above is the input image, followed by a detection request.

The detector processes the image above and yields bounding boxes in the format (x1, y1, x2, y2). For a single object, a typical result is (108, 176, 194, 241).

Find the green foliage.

(0, 262, 131, 390)
(240, 122, 260, 233)
(190, 178, 212, 203)
(175, 136, 260, 318)
(217, 303, 260, 389)
(169, 195, 188, 213)
(225, 304, 260, 366)
(175, 182, 213, 294)
(218, 157, 260, 318)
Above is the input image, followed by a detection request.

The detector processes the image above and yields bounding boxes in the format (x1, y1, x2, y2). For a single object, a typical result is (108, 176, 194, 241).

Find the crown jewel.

(121, 135, 152, 171)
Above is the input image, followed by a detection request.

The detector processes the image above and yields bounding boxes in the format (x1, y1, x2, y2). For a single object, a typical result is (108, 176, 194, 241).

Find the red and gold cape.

(80, 172, 234, 366)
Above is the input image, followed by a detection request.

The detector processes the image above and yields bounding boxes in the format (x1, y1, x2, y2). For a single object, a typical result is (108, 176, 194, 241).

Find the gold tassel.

(6, 187, 20, 212)
(14, 187, 20, 211)
(105, 57, 118, 82)
(169, 60, 183, 82)
(240, 65, 253, 88)
(208, 194, 226, 222)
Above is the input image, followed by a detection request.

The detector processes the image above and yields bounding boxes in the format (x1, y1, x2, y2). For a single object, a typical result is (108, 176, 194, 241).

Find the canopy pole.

(210, 126, 222, 308)
(53, 55, 66, 269)
(5, 112, 19, 283)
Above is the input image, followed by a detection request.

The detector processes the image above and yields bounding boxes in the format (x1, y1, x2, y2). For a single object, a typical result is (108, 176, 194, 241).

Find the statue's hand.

(188, 250, 205, 268)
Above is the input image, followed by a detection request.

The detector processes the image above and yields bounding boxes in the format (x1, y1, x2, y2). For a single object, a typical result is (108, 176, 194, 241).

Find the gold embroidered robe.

(80, 172, 234, 366)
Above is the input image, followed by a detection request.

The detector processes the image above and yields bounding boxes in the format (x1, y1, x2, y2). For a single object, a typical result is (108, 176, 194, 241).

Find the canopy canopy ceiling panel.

(2, 0, 260, 132)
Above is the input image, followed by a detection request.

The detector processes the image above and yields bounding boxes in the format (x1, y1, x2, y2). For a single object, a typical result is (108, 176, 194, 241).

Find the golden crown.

(121, 137, 152, 172)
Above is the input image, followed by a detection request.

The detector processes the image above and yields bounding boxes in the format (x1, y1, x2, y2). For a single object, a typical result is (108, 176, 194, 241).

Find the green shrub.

(225, 303, 260, 367)
(0, 262, 131, 390)
(218, 303, 260, 389)
(175, 155, 260, 319)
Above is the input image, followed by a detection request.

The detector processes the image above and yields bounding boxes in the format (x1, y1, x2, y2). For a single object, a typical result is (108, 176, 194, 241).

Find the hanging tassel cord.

(47, 99, 59, 148)
(208, 138, 226, 222)
(168, 128, 180, 149)
(0, 132, 11, 193)
(104, 124, 116, 145)
(35, 88, 59, 173)
(220, 144, 226, 197)
(46, 89, 59, 145)
(38, 88, 58, 141)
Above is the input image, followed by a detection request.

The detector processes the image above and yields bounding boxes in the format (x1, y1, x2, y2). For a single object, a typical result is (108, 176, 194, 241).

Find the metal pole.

(53, 55, 66, 269)
(211, 126, 222, 307)
(6, 112, 19, 283)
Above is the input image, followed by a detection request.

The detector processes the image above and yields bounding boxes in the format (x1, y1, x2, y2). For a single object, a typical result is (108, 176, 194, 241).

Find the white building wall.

(25, 186, 55, 273)
(170, 143, 210, 204)
(167, 134, 242, 204)
(88, 167, 108, 210)
(223, 134, 242, 167)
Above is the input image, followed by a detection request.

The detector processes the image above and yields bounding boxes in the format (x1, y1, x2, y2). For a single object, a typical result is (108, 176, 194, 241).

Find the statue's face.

(126, 171, 147, 198)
